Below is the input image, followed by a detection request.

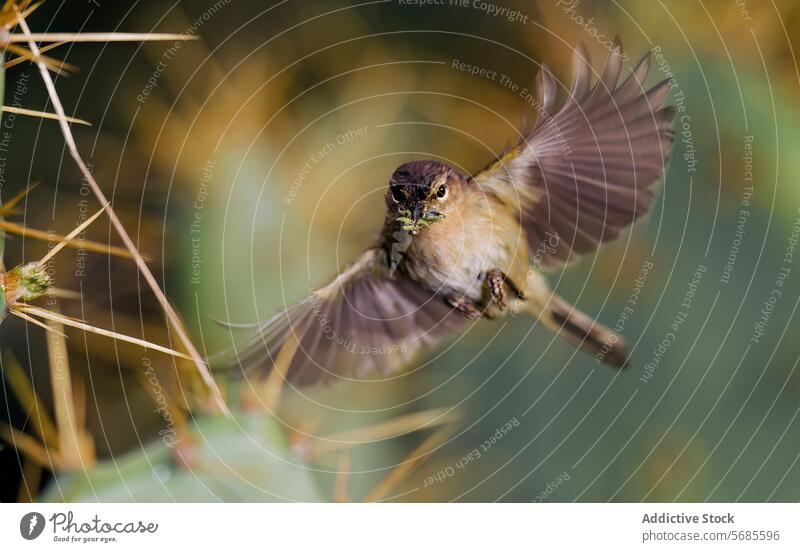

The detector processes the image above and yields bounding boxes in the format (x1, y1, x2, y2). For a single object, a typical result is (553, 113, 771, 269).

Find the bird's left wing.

(233, 249, 466, 385)
(473, 39, 676, 268)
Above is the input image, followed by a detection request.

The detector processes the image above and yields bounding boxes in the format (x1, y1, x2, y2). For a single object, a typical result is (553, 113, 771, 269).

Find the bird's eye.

(390, 186, 404, 203)
(436, 184, 447, 199)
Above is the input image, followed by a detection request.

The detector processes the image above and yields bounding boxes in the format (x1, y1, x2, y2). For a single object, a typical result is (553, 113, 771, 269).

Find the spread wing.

(474, 39, 676, 268)
(232, 249, 466, 385)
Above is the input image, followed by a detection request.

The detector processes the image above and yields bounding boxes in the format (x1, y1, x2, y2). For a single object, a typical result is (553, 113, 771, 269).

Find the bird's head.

(385, 160, 460, 235)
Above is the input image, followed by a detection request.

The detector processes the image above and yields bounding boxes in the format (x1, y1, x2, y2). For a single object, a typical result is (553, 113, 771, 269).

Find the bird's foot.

(446, 294, 483, 320)
(484, 269, 508, 310)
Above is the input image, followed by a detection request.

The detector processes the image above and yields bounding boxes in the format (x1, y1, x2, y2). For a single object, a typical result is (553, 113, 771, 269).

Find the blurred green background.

(2, 0, 800, 502)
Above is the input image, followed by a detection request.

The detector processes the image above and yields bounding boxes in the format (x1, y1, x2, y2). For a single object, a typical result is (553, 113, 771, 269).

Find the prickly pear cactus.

(41, 411, 323, 502)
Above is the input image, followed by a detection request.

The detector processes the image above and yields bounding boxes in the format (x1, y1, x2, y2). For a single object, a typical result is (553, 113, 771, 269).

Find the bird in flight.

(234, 40, 675, 385)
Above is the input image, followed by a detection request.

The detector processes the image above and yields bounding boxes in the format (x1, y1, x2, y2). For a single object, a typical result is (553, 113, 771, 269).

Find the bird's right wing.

(232, 249, 466, 385)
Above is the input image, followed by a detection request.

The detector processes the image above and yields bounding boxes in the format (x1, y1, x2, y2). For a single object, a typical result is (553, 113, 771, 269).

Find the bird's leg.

(481, 268, 528, 319)
(446, 270, 524, 320)
(445, 294, 483, 320)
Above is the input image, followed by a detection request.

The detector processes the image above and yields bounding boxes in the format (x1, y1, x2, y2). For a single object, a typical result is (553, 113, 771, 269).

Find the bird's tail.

(520, 272, 628, 368)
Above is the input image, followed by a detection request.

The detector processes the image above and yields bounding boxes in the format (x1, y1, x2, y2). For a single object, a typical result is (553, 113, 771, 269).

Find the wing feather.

(535, 64, 557, 117)
(233, 249, 465, 385)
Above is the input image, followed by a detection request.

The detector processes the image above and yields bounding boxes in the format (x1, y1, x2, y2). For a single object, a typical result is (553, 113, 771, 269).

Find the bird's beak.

(411, 203, 422, 224)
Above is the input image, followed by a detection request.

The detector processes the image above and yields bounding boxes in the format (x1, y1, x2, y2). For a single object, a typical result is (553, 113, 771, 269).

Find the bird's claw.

(446, 295, 482, 320)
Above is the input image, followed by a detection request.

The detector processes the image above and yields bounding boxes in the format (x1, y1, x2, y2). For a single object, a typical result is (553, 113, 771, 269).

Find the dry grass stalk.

(2, 351, 57, 447)
(0, 211, 143, 261)
(17, 459, 41, 502)
(300, 408, 462, 459)
(3, 42, 75, 73)
(1, 219, 136, 257)
(1, 105, 90, 125)
(363, 423, 460, 502)
(0, 0, 40, 25)
(14, 305, 193, 360)
(0, 178, 38, 215)
(333, 451, 351, 503)
(47, 288, 81, 300)
(0, 421, 53, 466)
(0, 323, 97, 473)
(6, 32, 198, 43)
(241, 332, 299, 413)
(2, 177, 35, 200)
(37, 204, 105, 265)
(45, 311, 95, 471)
(7, 308, 52, 331)
(4, 39, 64, 69)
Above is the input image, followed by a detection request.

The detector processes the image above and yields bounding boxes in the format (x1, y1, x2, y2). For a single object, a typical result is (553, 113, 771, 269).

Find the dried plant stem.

(0, 421, 52, 468)
(261, 332, 299, 412)
(363, 423, 459, 502)
(0, 178, 39, 212)
(11, 308, 53, 332)
(1, 105, 90, 125)
(46, 312, 94, 471)
(15, 13, 229, 415)
(17, 459, 41, 502)
(333, 452, 351, 503)
(2, 351, 58, 447)
(7, 32, 198, 43)
(4, 0, 43, 26)
(4, 42, 75, 74)
(0, 219, 136, 259)
(4, 40, 66, 69)
(49, 288, 81, 300)
(36, 204, 105, 266)
(302, 408, 461, 459)
(14, 305, 193, 360)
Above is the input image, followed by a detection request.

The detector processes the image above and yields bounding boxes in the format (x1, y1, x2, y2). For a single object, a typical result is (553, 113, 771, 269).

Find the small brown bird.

(235, 41, 675, 384)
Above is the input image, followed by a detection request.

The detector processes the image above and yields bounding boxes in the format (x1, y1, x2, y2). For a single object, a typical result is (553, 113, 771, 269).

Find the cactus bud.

(2, 262, 52, 303)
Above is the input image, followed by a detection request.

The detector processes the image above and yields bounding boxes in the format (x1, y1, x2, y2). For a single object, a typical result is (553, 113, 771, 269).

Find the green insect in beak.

(396, 208, 445, 235)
